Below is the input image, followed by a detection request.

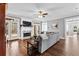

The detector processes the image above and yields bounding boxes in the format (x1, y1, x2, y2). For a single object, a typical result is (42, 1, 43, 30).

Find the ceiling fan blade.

(42, 13, 48, 15)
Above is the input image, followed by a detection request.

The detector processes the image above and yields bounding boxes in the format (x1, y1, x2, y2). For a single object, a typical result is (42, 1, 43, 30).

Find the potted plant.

(73, 26, 77, 32)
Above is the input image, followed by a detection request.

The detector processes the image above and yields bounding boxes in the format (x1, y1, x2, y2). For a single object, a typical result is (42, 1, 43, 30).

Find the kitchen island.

(39, 32, 60, 53)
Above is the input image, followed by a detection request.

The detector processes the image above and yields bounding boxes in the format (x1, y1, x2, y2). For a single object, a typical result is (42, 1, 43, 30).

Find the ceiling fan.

(37, 10, 48, 18)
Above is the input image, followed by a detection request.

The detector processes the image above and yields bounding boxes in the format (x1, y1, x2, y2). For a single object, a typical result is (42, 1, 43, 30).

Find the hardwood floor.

(6, 39, 28, 56)
(41, 35, 79, 56)
(6, 35, 79, 56)
(41, 39, 65, 56)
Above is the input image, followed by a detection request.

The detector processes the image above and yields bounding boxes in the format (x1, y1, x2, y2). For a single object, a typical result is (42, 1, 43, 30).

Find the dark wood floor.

(6, 35, 79, 56)
(41, 39, 65, 56)
(6, 39, 28, 56)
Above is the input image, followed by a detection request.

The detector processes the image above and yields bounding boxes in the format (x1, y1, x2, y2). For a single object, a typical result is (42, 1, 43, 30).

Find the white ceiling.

(7, 3, 79, 21)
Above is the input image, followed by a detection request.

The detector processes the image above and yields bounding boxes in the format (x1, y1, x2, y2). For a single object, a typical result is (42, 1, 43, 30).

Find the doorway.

(65, 17, 79, 38)
(5, 18, 20, 41)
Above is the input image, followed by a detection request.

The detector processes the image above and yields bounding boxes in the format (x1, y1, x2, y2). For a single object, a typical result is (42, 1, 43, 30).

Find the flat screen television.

(23, 21, 32, 27)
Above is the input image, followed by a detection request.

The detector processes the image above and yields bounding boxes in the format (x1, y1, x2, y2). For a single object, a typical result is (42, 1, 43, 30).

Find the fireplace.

(23, 33, 31, 37)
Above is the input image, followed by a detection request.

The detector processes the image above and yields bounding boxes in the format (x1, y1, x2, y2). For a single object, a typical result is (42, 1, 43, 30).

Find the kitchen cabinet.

(39, 32, 59, 53)
(41, 20, 59, 32)
(47, 20, 59, 32)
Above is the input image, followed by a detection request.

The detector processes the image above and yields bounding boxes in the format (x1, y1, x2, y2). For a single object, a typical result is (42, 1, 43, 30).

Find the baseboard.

(59, 37, 65, 39)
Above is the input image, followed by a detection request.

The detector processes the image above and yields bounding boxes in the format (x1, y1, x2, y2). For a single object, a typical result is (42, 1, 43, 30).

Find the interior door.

(0, 3, 6, 56)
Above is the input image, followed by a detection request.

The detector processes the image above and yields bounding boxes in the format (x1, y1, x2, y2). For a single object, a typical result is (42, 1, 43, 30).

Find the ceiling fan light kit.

(37, 10, 48, 18)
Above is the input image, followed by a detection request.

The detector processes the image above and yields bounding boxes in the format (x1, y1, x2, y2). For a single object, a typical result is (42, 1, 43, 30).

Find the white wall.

(59, 19, 65, 39)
